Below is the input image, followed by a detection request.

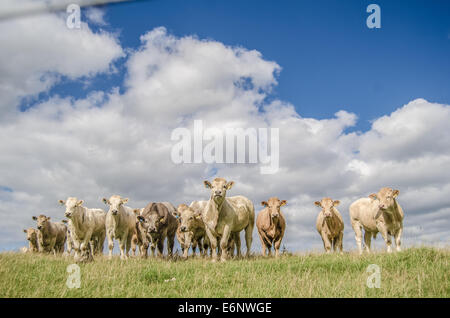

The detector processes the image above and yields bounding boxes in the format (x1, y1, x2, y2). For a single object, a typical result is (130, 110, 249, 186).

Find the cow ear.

(160, 215, 166, 223)
(173, 210, 180, 217)
(102, 198, 109, 205)
(280, 200, 287, 206)
(137, 216, 145, 223)
(77, 200, 84, 206)
(194, 210, 202, 218)
(32, 216, 37, 221)
(46, 216, 51, 220)
(122, 198, 129, 204)
(393, 189, 399, 198)
(204, 180, 212, 189)
(225, 181, 234, 190)
(261, 201, 268, 207)
(23, 229, 27, 233)
(133, 209, 140, 215)
(314, 201, 321, 207)
(369, 193, 378, 200)
(333, 200, 340, 207)
(58, 200, 65, 205)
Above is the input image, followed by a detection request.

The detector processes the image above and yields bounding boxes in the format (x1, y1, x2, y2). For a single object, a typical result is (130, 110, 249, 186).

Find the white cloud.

(0, 0, 124, 116)
(0, 23, 449, 253)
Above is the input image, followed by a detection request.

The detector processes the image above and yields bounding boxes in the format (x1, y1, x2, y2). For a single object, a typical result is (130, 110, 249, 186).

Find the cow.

(103, 195, 136, 260)
(314, 197, 344, 254)
(202, 178, 255, 262)
(174, 204, 208, 258)
(32, 214, 66, 254)
(137, 202, 177, 257)
(257, 197, 287, 257)
(59, 198, 106, 262)
(130, 208, 150, 258)
(349, 187, 404, 254)
(23, 228, 39, 253)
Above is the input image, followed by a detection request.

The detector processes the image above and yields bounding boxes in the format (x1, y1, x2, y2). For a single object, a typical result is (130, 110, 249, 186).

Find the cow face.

(370, 187, 399, 212)
(175, 204, 202, 232)
(261, 197, 286, 219)
(145, 212, 166, 233)
(23, 228, 37, 241)
(314, 198, 340, 218)
(32, 214, 50, 230)
(103, 195, 128, 215)
(59, 197, 83, 218)
(204, 178, 234, 204)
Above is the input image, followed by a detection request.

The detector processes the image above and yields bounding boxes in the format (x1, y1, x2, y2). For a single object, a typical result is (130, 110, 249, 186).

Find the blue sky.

(1, 0, 450, 253)
(44, 0, 450, 132)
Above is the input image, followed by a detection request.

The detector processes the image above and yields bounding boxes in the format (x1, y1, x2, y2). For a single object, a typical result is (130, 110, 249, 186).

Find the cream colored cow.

(103, 195, 136, 260)
(314, 198, 344, 254)
(350, 187, 404, 254)
(59, 197, 106, 262)
(202, 178, 255, 262)
(32, 214, 66, 254)
(23, 228, 39, 253)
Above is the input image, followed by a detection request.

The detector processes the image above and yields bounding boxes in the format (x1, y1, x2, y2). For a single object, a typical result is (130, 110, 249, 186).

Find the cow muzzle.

(111, 210, 118, 215)
(181, 226, 187, 232)
(65, 212, 72, 218)
(37, 226, 42, 230)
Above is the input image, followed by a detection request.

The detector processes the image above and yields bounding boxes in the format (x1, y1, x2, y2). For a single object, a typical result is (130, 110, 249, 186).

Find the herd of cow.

(22, 178, 405, 262)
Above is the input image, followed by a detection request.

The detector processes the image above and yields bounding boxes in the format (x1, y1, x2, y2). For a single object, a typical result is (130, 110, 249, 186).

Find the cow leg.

(119, 237, 128, 260)
(273, 236, 283, 258)
(394, 228, 402, 252)
(220, 225, 232, 262)
(244, 223, 253, 258)
(206, 228, 218, 262)
(377, 223, 392, 253)
(131, 239, 137, 256)
(97, 231, 105, 255)
(233, 232, 241, 258)
(107, 231, 114, 259)
(351, 221, 363, 255)
(337, 231, 344, 254)
(321, 233, 332, 253)
(364, 231, 372, 253)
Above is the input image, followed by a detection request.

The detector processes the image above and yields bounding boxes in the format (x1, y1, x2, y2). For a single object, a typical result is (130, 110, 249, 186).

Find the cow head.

(32, 214, 50, 230)
(369, 187, 399, 218)
(314, 198, 340, 218)
(261, 197, 286, 219)
(23, 228, 37, 241)
(59, 197, 83, 218)
(174, 204, 202, 232)
(204, 178, 234, 205)
(103, 195, 128, 216)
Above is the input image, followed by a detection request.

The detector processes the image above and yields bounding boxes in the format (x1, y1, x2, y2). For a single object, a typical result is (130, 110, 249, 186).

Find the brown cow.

(32, 214, 66, 254)
(137, 202, 177, 257)
(256, 197, 287, 257)
(23, 228, 39, 252)
(314, 198, 344, 254)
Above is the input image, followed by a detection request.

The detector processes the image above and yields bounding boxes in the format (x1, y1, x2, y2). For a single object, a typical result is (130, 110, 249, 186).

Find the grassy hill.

(0, 247, 448, 297)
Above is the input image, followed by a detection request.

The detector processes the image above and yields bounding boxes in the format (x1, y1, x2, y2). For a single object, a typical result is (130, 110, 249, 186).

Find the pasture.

(0, 247, 448, 298)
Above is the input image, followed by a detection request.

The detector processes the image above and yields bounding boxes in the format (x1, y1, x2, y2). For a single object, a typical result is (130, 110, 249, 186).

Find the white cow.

(103, 195, 136, 260)
(202, 178, 255, 262)
(350, 187, 404, 254)
(59, 197, 106, 262)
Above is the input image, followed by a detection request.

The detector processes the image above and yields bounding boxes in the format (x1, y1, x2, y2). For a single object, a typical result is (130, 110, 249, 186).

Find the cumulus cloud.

(0, 0, 124, 116)
(0, 22, 449, 253)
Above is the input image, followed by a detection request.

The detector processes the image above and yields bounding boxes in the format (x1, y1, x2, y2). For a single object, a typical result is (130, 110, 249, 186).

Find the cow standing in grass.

(257, 197, 287, 257)
(202, 178, 255, 262)
(350, 187, 404, 254)
(59, 197, 106, 262)
(32, 214, 66, 254)
(23, 228, 39, 253)
(103, 195, 136, 260)
(137, 202, 177, 257)
(314, 198, 344, 254)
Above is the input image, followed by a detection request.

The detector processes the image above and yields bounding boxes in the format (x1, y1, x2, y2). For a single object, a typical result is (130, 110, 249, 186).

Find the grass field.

(0, 247, 448, 298)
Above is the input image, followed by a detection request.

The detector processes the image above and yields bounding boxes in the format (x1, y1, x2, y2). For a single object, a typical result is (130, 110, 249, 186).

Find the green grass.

(0, 247, 448, 297)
